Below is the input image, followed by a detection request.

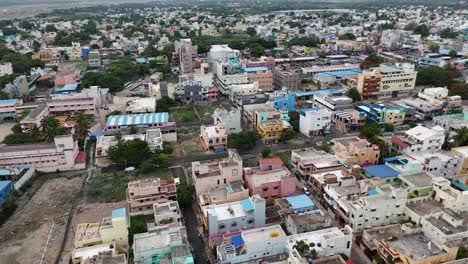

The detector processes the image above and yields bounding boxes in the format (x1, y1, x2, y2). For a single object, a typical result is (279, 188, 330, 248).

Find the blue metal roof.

(0, 99, 17, 106)
(363, 165, 399, 179)
(52, 83, 78, 94)
(0, 181, 12, 191)
(106, 112, 169, 127)
(231, 235, 245, 249)
(0, 169, 11, 176)
(367, 189, 379, 196)
(240, 199, 254, 212)
(241, 67, 268, 73)
(112, 208, 126, 218)
(294, 88, 343, 97)
(285, 194, 315, 210)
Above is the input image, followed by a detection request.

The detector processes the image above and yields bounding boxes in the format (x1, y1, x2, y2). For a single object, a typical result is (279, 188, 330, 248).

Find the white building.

(286, 226, 353, 261)
(213, 108, 242, 134)
(421, 209, 468, 247)
(125, 98, 156, 114)
(336, 185, 408, 232)
(229, 82, 258, 101)
(299, 108, 332, 137)
(179, 72, 214, 88)
(0, 62, 13, 77)
(203, 195, 265, 236)
(408, 151, 462, 178)
(432, 177, 468, 213)
(217, 225, 287, 264)
(147, 200, 182, 232)
(216, 74, 249, 95)
(391, 125, 445, 154)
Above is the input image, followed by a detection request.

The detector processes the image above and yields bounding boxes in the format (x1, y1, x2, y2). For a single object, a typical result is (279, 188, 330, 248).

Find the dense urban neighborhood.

(0, 0, 467, 264)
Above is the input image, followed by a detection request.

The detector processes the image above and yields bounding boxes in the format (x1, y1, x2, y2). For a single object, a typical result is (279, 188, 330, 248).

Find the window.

(370, 209, 376, 212)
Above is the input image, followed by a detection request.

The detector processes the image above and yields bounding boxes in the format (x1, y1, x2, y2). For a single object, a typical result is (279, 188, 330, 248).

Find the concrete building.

(147, 200, 182, 232)
(285, 209, 332, 235)
(391, 125, 445, 154)
(299, 108, 332, 137)
(216, 224, 287, 264)
(179, 43, 194, 74)
(199, 123, 228, 152)
(213, 108, 241, 135)
(125, 98, 156, 114)
(331, 109, 367, 134)
(198, 179, 250, 207)
(433, 112, 468, 134)
(229, 82, 258, 102)
(243, 157, 297, 205)
(356, 63, 417, 100)
(408, 151, 462, 178)
(336, 185, 408, 232)
(126, 178, 177, 215)
(132, 226, 193, 264)
(331, 136, 380, 166)
(421, 209, 468, 248)
(74, 208, 129, 254)
(274, 64, 301, 90)
(243, 56, 276, 74)
(291, 148, 342, 181)
(286, 226, 353, 260)
(432, 176, 468, 213)
(241, 67, 273, 92)
(452, 146, 468, 174)
(203, 195, 266, 236)
(71, 242, 127, 264)
(192, 149, 243, 195)
(312, 94, 353, 112)
(87, 50, 101, 68)
(0, 62, 13, 77)
(0, 165, 35, 190)
(0, 135, 84, 173)
(362, 224, 458, 264)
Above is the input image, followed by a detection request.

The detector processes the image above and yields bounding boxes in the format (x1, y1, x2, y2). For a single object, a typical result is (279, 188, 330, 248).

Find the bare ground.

(0, 176, 83, 264)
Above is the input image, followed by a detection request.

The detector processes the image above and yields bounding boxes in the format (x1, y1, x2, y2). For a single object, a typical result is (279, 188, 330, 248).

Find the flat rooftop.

(399, 173, 433, 188)
(387, 232, 445, 260)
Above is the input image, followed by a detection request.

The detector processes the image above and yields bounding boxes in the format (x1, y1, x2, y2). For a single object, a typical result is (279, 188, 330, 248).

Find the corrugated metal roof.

(106, 112, 169, 127)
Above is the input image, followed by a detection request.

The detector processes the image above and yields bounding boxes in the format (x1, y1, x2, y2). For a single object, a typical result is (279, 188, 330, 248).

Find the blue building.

(0, 181, 13, 206)
(285, 194, 315, 214)
(273, 92, 296, 112)
(51, 83, 79, 95)
(81, 47, 90, 60)
(354, 103, 385, 124)
(362, 164, 399, 183)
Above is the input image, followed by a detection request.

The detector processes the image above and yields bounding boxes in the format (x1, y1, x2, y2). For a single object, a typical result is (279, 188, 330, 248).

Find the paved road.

(183, 202, 209, 263)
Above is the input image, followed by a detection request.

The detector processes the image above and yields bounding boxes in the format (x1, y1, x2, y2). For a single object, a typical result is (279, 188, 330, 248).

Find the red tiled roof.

(391, 136, 409, 148)
(259, 157, 283, 166)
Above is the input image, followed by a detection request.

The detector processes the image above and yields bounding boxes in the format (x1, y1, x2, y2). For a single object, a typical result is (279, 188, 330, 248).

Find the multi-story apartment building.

(229, 82, 258, 102)
(336, 185, 407, 232)
(291, 148, 342, 181)
(299, 108, 332, 137)
(312, 94, 353, 112)
(243, 157, 297, 205)
(200, 123, 228, 152)
(432, 176, 468, 213)
(74, 208, 129, 253)
(285, 209, 332, 235)
(179, 43, 194, 74)
(451, 146, 468, 174)
(71, 242, 127, 264)
(0, 135, 84, 172)
(354, 103, 405, 126)
(356, 63, 417, 100)
(332, 136, 380, 166)
(331, 109, 367, 133)
(391, 125, 445, 154)
(274, 64, 301, 90)
(408, 151, 462, 178)
(243, 56, 276, 74)
(213, 108, 242, 135)
(126, 178, 177, 215)
(203, 194, 266, 236)
(192, 149, 243, 195)
(241, 67, 273, 92)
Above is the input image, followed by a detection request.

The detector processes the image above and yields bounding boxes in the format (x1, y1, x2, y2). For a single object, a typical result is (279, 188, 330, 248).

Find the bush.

(261, 147, 272, 158)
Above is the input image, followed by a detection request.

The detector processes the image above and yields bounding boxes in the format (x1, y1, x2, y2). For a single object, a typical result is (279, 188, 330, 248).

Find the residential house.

(126, 178, 177, 215)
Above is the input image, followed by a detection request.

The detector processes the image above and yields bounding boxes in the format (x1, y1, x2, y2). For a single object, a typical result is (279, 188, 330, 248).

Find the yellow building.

(384, 108, 405, 126)
(335, 40, 366, 51)
(68, 47, 82, 61)
(451, 146, 468, 174)
(331, 136, 380, 166)
(74, 208, 129, 254)
(257, 120, 283, 145)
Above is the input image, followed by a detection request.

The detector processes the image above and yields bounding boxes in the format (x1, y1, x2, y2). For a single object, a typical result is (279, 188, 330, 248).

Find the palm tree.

(76, 113, 92, 139)
(452, 127, 468, 147)
(41, 116, 65, 142)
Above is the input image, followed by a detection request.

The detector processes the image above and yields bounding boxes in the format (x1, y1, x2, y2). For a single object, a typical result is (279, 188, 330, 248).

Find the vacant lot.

(0, 123, 15, 142)
(0, 176, 83, 264)
(86, 168, 173, 203)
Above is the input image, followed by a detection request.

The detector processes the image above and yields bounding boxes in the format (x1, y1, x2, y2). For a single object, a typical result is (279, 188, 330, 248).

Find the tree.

(156, 97, 175, 112)
(428, 42, 440, 53)
(439, 28, 458, 39)
(76, 113, 93, 139)
(318, 141, 331, 153)
(280, 129, 297, 141)
(347, 88, 360, 102)
(41, 116, 66, 142)
(416, 67, 457, 87)
(362, 54, 384, 68)
(177, 184, 195, 208)
(154, 152, 171, 167)
(248, 43, 265, 58)
(293, 240, 310, 256)
(452, 127, 468, 147)
(246, 27, 256, 37)
(384, 123, 394, 132)
(413, 24, 429, 37)
(107, 139, 151, 167)
(448, 50, 458, 58)
(261, 147, 272, 158)
(338, 33, 356, 40)
(228, 131, 258, 150)
(360, 123, 381, 140)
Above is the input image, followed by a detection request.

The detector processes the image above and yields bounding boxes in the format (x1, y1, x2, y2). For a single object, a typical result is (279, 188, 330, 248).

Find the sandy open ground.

(0, 176, 83, 264)
(0, 123, 15, 142)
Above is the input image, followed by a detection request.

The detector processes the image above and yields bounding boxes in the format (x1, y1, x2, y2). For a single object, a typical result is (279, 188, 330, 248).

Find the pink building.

(243, 157, 297, 205)
(54, 71, 79, 87)
(0, 135, 84, 172)
(126, 178, 177, 215)
(192, 150, 243, 196)
(247, 71, 273, 92)
(244, 56, 276, 74)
